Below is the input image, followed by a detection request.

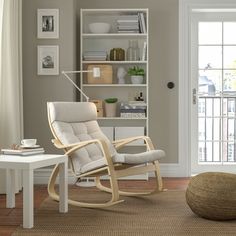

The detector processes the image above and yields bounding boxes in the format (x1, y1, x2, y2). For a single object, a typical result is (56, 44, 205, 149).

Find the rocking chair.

(47, 102, 165, 208)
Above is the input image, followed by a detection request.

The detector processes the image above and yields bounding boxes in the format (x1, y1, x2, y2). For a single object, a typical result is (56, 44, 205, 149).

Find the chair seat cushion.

(113, 150, 165, 164)
(186, 172, 236, 220)
(78, 150, 165, 174)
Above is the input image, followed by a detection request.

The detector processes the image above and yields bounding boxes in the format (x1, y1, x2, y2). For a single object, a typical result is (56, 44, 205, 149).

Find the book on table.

(1, 147, 45, 156)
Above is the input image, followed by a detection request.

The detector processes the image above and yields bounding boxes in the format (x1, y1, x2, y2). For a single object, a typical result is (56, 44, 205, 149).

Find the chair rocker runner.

(47, 102, 165, 208)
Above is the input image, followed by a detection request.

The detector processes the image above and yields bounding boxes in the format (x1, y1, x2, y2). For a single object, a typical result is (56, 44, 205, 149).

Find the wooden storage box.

(87, 65, 113, 84)
(90, 99, 103, 109)
(97, 108, 104, 117)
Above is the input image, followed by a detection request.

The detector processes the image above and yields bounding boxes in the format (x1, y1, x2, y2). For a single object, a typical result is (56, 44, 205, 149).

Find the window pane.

(199, 22, 222, 45)
(199, 70, 222, 93)
(213, 142, 220, 162)
(223, 46, 236, 69)
(199, 46, 222, 69)
(224, 22, 236, 45)
(223, 70, 236, 92)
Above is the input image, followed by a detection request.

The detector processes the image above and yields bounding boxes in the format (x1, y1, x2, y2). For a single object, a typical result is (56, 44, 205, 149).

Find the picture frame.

(37, 45, 59, 75)
(37, 9, 59, 39)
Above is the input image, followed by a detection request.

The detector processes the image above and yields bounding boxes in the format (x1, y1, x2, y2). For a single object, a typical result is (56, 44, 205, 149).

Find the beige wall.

(22, 0, 178, 163)
(22, 0, 77, 153)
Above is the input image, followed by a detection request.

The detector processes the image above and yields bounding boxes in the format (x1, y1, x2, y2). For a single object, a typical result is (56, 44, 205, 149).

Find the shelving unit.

(80, 8, 149, 149)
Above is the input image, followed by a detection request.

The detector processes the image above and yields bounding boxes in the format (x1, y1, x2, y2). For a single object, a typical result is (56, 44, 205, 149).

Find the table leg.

(59, 161, 68, 213)
(23, 169, 34, 228)
(6, 169, 15, 208)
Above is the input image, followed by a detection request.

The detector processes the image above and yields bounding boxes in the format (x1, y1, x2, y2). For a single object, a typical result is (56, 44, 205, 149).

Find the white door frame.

(179, 0, 236, 176)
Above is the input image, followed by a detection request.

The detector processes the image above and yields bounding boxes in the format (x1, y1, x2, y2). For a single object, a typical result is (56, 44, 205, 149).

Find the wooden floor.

(0, 178, 189, 236)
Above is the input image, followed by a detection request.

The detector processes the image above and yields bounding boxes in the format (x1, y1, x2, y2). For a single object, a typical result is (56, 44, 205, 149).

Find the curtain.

(0, 0, 23, 149)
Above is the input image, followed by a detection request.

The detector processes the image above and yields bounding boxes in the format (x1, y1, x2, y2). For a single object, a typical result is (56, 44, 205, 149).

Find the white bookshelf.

(80, 8, 149, 146)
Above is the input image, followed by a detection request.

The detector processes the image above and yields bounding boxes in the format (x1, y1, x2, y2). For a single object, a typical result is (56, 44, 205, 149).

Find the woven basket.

(87, 65, 112, 84)
(186, 172, 236, 220)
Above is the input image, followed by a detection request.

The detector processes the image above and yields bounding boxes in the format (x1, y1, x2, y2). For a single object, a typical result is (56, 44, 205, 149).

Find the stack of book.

(83, 51, 107, 61)
(116, 14, 140, 33)
(1, 147, 45, 156)
(120, 101, 147, 118)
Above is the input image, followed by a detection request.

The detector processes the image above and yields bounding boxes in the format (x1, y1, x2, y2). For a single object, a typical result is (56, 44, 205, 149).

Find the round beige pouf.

(186, 172, 236, 220)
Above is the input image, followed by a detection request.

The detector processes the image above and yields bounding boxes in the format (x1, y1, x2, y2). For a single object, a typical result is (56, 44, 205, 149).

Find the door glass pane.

(199, 70, 222, 93)
(223, 46, 236, 69)
(224, 22, 236, 44)
(223, 70, 236, 92)
(199, 46, 222, 69)
(199, 22, 222, 45)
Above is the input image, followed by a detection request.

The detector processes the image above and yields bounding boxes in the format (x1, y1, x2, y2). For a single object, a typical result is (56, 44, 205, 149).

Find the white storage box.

(100, 127, 114, 142)
(115, 127, 145, 146)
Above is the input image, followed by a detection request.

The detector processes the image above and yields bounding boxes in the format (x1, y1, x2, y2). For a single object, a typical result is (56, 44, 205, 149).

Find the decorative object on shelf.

(104, 98, 118, 117)
(127, 40, 140, 61)
(136, 92, 144, 101)
(37, 9, 59, 39)
(37, 45, 59, 75)
(117, 67, 127, 84)
(89, 22, 111, 34)
(110, 48, 125, 61)
(62, 67, 100, 101)
(128, 66, 144, 84)
(87, 65, 112, 84)
(90, 99, 104, 117)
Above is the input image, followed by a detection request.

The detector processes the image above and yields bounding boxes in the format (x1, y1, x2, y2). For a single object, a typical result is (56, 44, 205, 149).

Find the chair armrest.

(112, 136, 154, 150)
(52, 138, 114, 167)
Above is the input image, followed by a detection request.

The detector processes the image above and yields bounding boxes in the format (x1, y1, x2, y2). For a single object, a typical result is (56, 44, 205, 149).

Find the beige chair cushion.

(48, 102, 164, 175)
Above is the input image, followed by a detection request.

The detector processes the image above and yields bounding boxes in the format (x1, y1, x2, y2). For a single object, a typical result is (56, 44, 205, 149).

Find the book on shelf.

(142, 41, 147, 61)
(1, 147, 45, 156)
(138, 12, 146, 33)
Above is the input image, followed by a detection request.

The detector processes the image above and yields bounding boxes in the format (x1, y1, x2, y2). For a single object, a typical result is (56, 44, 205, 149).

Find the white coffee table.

(0, 154, 68, 228)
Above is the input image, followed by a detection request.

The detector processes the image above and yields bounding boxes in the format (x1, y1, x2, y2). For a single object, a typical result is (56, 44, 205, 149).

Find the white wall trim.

(178, 0, 236, 177)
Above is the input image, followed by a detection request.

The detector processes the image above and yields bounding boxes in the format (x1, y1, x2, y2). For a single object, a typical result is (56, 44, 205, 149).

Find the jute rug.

(13, 188, 236, 236)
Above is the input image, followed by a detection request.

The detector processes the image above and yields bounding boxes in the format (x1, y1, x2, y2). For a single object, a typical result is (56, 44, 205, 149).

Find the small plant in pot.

(104, 98, 118, 117)
(128, 66, 145, 84)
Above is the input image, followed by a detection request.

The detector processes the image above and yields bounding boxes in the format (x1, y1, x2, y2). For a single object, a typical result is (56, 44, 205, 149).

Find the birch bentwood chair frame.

(47, 102, 165, 208)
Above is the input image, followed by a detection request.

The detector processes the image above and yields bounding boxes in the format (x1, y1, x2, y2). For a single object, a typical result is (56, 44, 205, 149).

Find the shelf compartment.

(83, 84, 147, 87)
(82, 33, 147, 39)
(82, 60, 147, 64)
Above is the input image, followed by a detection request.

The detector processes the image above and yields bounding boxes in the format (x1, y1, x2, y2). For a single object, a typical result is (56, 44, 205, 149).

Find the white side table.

(0, 154, 68, 228)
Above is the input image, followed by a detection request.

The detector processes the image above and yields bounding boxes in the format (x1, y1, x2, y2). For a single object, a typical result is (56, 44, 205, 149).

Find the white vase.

(105, 103, 117, 117)
(131, 75, 144, 84)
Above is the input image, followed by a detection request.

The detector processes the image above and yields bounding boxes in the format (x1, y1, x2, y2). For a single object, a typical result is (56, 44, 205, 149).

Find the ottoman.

(186, 172, 236, 220)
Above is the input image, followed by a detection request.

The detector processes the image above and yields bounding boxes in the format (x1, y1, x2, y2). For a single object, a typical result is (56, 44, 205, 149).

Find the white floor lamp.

(62, 67, 100, 187)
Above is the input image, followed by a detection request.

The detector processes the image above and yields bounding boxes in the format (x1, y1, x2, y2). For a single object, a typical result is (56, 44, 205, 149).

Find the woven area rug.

(13, 188, 236, 236)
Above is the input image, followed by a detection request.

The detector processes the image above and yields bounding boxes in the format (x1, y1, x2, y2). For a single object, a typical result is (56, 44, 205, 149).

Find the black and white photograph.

(42, 15, 54, 32)
(37, 9, 59, 38)
(37, 46, 59, 75)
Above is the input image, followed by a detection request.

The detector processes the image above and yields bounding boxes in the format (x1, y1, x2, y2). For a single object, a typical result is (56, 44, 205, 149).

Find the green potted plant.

(104, 98, 118, 117)
(128, 66, 145, 84)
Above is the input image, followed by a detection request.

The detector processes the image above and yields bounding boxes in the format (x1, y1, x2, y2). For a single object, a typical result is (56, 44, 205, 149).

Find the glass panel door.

(191, 14, 236, 174)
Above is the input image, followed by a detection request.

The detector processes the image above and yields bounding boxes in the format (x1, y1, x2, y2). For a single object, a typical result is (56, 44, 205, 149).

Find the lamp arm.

(62, 71, 89, 102)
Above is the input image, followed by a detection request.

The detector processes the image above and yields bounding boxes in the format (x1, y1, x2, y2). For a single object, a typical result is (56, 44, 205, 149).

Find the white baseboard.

(34, 163, 187, 185)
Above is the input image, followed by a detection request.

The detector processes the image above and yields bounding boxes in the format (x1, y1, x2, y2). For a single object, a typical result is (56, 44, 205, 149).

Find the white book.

(1, 148, 45, 156)
(142, 41, 147, 61)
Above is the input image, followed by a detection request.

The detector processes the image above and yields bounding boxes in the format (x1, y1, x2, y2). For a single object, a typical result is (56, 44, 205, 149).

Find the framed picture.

(37, 9, 59, 38)
(37, 45, 59, 75)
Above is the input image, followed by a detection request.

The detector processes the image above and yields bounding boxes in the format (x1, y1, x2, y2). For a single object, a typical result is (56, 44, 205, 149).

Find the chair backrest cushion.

(48, 102, 116, 174)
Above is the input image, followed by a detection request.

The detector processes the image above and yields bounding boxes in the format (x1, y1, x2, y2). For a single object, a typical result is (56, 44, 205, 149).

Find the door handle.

(192, 88, 197, 104)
